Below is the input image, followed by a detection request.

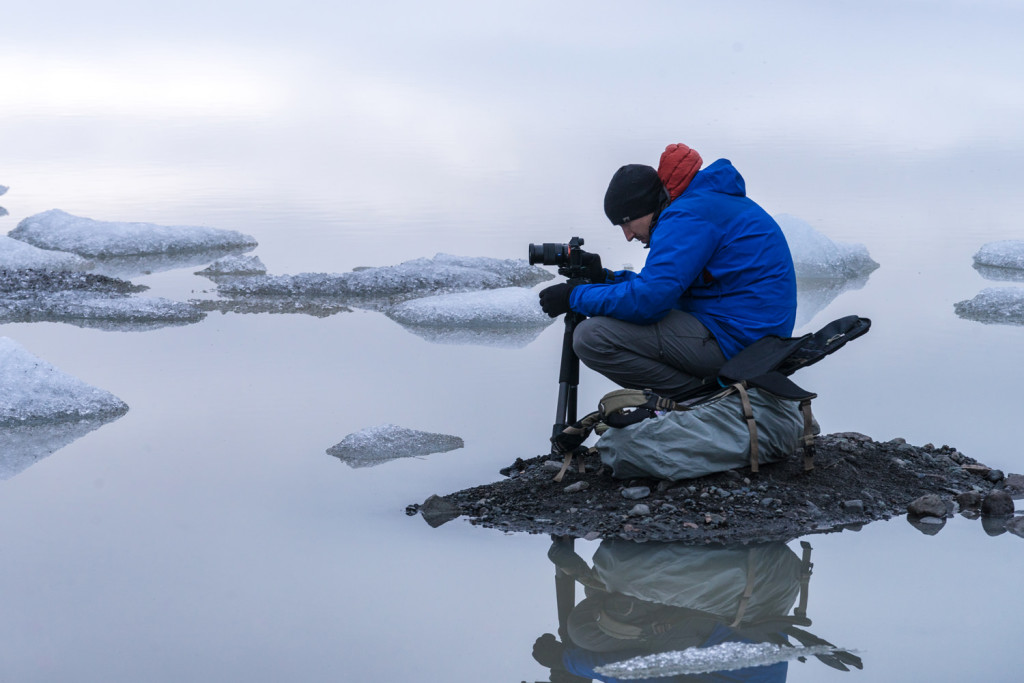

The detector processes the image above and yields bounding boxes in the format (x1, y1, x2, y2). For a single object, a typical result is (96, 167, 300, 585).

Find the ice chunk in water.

(595, 642, 853, 678)
(196, 254, 267, 276)
(327, 423, 464, 467)
(0, 185, 8, 197)
(0, 337, 129, 426)
(954, 287, 1024, 325)
(1, 417, 121, 480)
(973, 240, 1024, 282)
(1, 234, 91, 271)
(775, 214, 879, 280)
(386, 287, 551, 327)
(10, 209, 258, 258)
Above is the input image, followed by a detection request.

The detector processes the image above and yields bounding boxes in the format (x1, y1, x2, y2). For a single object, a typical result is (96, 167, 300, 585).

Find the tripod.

(550, 309, 585, 453)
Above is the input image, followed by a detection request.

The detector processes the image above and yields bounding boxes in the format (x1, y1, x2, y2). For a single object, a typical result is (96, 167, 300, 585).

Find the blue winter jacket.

(570, 159, 797, 358)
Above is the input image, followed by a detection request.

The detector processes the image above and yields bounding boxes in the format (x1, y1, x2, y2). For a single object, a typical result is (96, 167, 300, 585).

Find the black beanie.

(603, 164, 667, 225)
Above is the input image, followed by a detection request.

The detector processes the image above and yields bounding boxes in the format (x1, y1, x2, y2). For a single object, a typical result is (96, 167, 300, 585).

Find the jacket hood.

(687, 159, 746, 197)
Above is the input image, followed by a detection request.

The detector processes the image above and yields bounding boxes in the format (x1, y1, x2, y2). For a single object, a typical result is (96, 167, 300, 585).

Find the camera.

(528, 236, 590, 280)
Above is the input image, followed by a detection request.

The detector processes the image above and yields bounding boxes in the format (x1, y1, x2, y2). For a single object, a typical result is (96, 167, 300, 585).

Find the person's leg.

(573, 310, 726, 398)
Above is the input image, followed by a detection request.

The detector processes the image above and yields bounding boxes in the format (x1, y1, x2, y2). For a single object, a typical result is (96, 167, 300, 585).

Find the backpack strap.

(732, 381, 761, 473)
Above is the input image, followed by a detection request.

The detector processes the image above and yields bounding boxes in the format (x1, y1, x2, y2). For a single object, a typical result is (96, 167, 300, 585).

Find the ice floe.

(385, 287, 554, 347)
(954, 287, 1024, 325)
(775, 214, 879, 280)
(209, 253, 552, 302)
(327, 423, 464, 468)
(1, 234, 91, 271)
(0, 337, 129, 426)
(196, 253, 267, 277)
(10, 209, 258, 258)
(0, 270, 205, 331)
(0, 185, 8, 197)
(973, 240, 1024, 282)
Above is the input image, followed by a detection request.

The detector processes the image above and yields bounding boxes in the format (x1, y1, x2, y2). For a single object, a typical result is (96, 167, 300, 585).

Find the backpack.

(551, 315, 871, 482)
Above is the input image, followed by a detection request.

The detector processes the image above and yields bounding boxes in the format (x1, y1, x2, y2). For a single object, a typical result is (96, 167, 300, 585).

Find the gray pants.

(573, 310, 726, 399)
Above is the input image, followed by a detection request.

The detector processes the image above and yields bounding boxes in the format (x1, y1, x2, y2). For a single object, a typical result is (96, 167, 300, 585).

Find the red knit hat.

(657, 143, 703, 201)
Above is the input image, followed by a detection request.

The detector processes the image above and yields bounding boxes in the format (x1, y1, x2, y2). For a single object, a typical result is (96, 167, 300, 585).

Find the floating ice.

(385, 287, 554, 347)
(0, 270, 205, 331)
(87, 249, 259, 279)
(775, 214, 879, 280)
(973, 240, 1024, 282)
(954, 287, 1024, 325)
(595, 642, 855, 679)
(10, 209, 258, 258)
(196, 298, 351, 318)
(327, 423, 464, 468)
(0, 337, 129, 426)
(212, 253, 553, 305)
(1, 234, 90, 271)
(0, 185, 8, 197)
(196, 253, 267, 276)
(0, 207, 7, 218)
(1, 417, 121, 480)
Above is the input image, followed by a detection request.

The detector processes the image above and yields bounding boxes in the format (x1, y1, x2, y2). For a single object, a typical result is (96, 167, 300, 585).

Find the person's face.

(620, 212, 655, 245)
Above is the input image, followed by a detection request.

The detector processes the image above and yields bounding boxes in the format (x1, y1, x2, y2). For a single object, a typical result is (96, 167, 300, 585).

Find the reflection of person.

(538, 144, 797, 400)
(532, 537, 861, 682)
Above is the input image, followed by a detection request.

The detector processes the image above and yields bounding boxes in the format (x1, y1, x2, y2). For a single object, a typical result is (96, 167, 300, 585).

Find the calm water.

(3, 2, 1024, 681)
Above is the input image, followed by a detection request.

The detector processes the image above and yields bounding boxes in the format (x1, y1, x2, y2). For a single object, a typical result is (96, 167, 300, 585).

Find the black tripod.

(550, 309, 585, 453)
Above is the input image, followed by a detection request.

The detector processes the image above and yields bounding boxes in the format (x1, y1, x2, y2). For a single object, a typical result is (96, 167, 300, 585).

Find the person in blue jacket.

(539, 144, 797, 399)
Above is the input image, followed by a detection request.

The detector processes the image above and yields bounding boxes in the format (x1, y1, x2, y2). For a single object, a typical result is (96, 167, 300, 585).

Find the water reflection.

(973, 263, 1024, 284)
(533, 537, 860, 682)
(87, 247, 256, 279)
(794, 275, 871, 329)
(0, 415, 124, 480)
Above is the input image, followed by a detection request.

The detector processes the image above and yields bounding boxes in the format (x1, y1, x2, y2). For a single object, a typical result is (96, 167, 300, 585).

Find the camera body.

(528, 236, 591, 280)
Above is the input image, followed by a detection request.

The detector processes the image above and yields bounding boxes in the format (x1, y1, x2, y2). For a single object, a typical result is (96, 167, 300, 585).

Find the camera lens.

(528, 243, 568, 266)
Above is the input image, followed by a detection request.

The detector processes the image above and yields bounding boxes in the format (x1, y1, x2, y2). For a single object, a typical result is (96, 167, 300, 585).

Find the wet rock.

(621, 486, 651, 500)
(956, 491, 983, 510)
(986, 469, 1005, 483)
(563, 481, 589, 494)
(908, 494, 950, 518)
(981, 490, 1015, 517)
(1001, 473, 1024, 497)
(419, 494, 462, 528)
(841, 500, 865, 514)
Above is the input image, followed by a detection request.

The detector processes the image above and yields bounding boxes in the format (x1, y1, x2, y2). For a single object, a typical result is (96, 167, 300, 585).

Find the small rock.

(621, 486, 651, 500)
(955, 491, 982, 510)
(986, 469, 1005, 483)
(563, 481, 589, 493)
(1002, 473, 1024, 497)
(889, 437, 907, 445)
(907, 494, 949, 518)
(419, 494, 461, 528)
(682, 522, 699, 529)
(962, 463, 992, 476)
(982, 489, 1015, 516)
(704, 513, 726, 527)
(584, 531, 601, 541)
(842, 500, 865, 514)
(760, 498, 774, 508)
(542, 460, 563, 472)
(629, 504, 651, 517)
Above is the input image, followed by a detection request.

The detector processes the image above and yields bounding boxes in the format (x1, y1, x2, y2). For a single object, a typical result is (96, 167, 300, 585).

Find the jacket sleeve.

(570, 214, 721, 324)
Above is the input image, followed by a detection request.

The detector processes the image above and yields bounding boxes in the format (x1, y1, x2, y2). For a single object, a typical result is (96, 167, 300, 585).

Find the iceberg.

(973, 240, 1024, 282)
(385, 287, 554, 347)
(10, 209, 258, 258)
(954, 287, 1024, 325)
(0, 337, 129, 426)
(775, 214, 879, 280)
(1, 417, 121, 480)
(1, 234, 91, 271)
(0, 270, 205, 331)
(327, 424, 464, 468)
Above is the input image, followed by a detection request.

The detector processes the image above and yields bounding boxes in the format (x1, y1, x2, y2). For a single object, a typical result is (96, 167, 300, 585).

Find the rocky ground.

(409, 433, 1024, 544)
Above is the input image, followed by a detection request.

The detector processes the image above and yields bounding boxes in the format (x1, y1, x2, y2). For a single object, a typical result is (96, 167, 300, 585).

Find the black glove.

(577, 249, 607, 283)
(539, 282, 577, 318)
(532, 633, 565, 669)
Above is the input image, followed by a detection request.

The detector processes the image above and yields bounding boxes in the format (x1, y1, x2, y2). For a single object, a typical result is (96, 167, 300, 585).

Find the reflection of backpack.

(553, 316, 871, 482)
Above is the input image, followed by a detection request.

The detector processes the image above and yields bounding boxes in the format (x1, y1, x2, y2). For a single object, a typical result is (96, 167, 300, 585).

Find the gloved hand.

(539, 282, 577, 317)
(577, 249, 607, 283)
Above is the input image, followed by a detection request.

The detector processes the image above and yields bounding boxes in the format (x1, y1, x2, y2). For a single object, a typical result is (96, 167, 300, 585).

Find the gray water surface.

(3, 2, 1024, 681)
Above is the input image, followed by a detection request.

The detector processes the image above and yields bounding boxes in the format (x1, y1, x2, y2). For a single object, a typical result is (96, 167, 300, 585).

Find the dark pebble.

(907, 494, 949, 518)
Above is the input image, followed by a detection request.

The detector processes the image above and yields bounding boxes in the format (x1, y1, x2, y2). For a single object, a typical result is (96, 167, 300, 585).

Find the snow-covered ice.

(0, 270, 205, 330)
(196, 253, 267, 276)
(1, 418, 120, 480)
(213, 253, 553, 305)
(0, 337, 129, 426)
(1, 234, 91, 271)
(775, 214, 879, 280)
(954, 287, 1024, 325)
(973, 241, 1024, 281)
(595, 642, 854, 679)
(327, 423, 464, 467)
(10, 209, 258, 258)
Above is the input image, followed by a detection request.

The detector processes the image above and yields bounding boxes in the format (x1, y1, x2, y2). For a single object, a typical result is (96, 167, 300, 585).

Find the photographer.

(539, 144, 797, 400)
